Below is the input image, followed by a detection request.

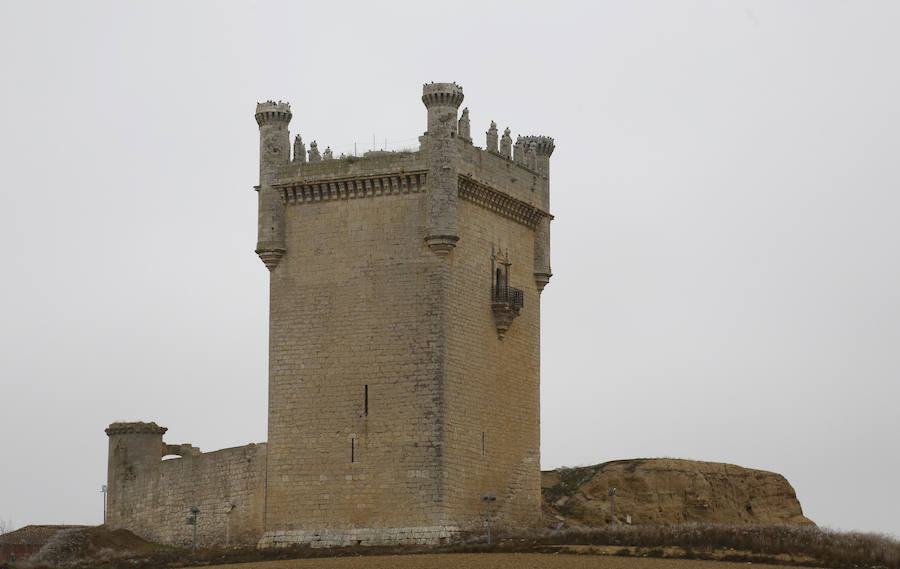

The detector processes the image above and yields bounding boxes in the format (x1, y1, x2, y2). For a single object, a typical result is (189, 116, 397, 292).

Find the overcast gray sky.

(1, 0, 898, 539)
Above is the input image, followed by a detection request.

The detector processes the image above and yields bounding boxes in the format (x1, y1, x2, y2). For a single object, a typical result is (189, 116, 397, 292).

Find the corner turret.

(255, 101, 292, 271)
(105, 422, 167, 531)
(520, 135, 555, 291)
(422, 82, 464, 255)
(422, 82, 464, 137)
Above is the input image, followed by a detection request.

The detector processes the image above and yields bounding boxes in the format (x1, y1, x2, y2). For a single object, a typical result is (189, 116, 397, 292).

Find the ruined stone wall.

(106, 424, 265, 546)
(262, 164, 455, 546)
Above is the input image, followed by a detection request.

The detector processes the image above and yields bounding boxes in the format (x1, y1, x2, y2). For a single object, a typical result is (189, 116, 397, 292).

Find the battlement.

(255, 101, 292, 126)
(421, 82, 464, 109)
(105, 421, 167, 436)
(519, 136, 555, 157)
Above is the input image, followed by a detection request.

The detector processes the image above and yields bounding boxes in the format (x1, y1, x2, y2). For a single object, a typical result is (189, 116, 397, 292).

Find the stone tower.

(257, 82, 554, 546)
(104, 82, 554, 548)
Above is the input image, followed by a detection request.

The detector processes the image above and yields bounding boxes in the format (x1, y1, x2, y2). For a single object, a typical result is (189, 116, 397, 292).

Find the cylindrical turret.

(105, 422, 167, 529)
(520, 136, 555, 291)
(255, 101, 292, 271)
(422, 82, 464, 137)
(422, 83, 464, 255)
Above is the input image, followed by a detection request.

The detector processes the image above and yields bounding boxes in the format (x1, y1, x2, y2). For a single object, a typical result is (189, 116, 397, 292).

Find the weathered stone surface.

(541, 458, 815, 527)
(106, 81, 555, 548)
(106, 423, 266, 546)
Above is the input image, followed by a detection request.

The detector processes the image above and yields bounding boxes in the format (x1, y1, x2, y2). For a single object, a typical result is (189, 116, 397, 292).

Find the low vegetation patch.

(5, 524, 898, 569)
(514, 524, 900, 568)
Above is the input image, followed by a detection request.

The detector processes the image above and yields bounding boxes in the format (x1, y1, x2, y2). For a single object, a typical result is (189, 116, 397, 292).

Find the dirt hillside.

(24, 525, 159, 566)
(542, 458, 814, 527)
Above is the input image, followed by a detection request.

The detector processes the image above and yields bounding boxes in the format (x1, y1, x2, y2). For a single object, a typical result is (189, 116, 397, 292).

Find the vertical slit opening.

(364, 384, 368, 416)
(351, 438, 355, 463)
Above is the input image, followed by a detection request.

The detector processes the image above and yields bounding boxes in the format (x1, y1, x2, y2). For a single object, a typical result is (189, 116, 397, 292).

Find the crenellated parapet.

(254, 101, 292, 126)
(106, 421, 168, 436)
(422, 82, 465, 255)
(519, 135, 555, 158)
(421, 82, 465, 111)
(422, 82, 464, 139)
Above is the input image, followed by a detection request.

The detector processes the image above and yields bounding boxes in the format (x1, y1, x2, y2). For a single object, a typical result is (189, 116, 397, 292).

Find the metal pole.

(100, 485, 107, 525)
(609, 488, 616, 525)
(481, 493, 496, 545)
(190, 506, 200, 554)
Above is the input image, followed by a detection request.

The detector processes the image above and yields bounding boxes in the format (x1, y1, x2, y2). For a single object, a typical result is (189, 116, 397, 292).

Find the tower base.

(258, 525, 460, 548)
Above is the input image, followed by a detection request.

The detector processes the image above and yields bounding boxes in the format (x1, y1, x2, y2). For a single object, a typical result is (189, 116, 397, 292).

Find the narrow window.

(482, 431, 486, 456)
(351, 438, 355, 462)
(364, 384, 368, 416)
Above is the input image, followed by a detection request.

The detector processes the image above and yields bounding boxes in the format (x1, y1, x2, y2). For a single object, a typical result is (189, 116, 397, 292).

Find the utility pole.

(187, 506, 200, 554)
(608, 487, 617, 525)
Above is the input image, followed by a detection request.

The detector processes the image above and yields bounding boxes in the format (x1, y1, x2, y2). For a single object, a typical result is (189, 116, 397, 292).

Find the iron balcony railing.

(492, 284, 524, 310)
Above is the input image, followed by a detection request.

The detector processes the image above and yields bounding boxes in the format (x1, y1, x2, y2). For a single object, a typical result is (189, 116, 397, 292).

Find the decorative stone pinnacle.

(293, 135, 306, 163)
(308, 140, 321, 162)
(513, 137, 525, 164)
(500, 128, 513, 159)
(486, 121, 499, 153)
(421, 82, 464, 109)
(458, 108, 471, 141)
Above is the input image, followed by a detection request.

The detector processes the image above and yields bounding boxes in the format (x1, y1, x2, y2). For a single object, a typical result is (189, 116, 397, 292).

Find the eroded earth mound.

(25, 526, 159, 566)
(542, 458, 814, 528)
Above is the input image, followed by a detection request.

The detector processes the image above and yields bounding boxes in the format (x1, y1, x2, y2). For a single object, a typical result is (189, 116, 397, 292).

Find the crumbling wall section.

(106, 422, 265, 546)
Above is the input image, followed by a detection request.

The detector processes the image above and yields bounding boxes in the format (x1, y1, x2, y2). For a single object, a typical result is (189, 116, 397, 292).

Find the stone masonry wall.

(108, 84, 551, 547)
(263, 182, 453, 545)
(106, 426, 265, 547)
(442, 198, 542, 531)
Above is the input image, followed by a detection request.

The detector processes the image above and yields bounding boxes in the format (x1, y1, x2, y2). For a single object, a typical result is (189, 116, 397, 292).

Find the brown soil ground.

(199, 553, 824, 569)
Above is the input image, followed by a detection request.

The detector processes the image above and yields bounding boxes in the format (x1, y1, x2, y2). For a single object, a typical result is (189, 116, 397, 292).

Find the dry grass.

(197, 553, 823, 569)
(7, 524, 897, 569)
(506, 524, 900, 568)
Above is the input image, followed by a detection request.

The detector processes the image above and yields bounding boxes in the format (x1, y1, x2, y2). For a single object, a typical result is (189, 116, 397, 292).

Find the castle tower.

(105, 422, 167, 537)
(103, 82, 554, 549)
(258, 82, 554, 546)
